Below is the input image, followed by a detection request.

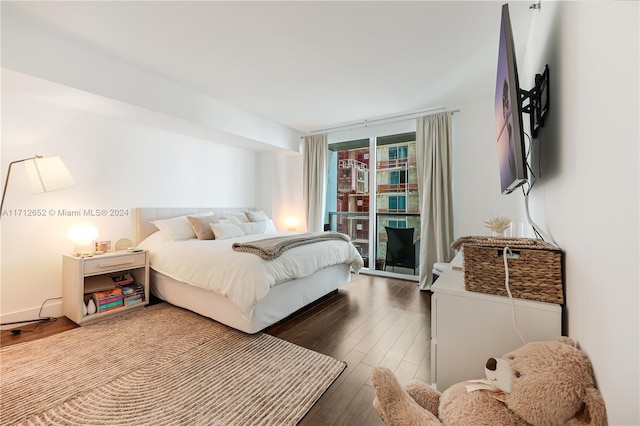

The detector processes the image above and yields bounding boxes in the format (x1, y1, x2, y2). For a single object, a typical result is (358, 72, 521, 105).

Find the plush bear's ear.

(557, 336, 578, 347)
(571, 387, 608, 426)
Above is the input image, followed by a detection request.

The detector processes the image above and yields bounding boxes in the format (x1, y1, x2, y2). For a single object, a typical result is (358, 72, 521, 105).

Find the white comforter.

(138, 231, 363, 319)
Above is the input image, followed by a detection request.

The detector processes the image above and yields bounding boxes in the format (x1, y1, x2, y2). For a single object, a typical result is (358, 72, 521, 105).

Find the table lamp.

(285, 216, 299, 231)
(67, 223, 99, 257)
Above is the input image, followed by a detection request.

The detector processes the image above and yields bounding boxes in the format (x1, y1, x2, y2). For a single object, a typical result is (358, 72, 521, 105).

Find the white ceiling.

(2, 1, 534, 134)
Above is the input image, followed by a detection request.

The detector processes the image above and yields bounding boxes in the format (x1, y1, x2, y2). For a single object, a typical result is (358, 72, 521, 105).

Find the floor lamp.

(1, 155, 76, 221)
(1, 155, 75, 333)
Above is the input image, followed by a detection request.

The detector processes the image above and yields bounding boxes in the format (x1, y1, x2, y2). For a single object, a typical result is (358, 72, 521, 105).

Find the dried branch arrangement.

(484, 216, 511, 235)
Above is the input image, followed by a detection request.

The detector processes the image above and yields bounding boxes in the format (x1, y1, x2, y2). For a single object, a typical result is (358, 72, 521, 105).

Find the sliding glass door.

(326, 132, 420, 279)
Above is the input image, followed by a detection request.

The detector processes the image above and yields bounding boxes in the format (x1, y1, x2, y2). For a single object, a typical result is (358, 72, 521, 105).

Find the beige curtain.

(416, 112, 454, 290)
(303, 133, 328, 232)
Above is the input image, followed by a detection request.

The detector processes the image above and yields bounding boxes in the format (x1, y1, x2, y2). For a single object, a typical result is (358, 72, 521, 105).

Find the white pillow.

(152, 216, 193, 240)
(237, 222, 267, 236)
(210, 223, 245, 240)
(151, 212, 213, 240)
(225, 212, 250, 224)
(264, 219, 278, 234)
(246, 210, 269, 222)
(244, 211, 276, 234)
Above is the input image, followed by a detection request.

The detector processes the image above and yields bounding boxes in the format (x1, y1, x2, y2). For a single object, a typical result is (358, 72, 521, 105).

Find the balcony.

(328, 211, 421, 276)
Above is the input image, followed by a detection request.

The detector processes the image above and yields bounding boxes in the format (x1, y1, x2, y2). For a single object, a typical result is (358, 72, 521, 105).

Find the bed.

(135, 208, 363, 333)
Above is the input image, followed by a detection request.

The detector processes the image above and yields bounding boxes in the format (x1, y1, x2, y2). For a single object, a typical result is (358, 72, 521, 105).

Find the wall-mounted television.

(495, 3, 528, 195)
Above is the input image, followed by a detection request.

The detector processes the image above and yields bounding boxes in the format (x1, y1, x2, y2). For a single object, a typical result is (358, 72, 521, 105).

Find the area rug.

(0, 303, 346, 425)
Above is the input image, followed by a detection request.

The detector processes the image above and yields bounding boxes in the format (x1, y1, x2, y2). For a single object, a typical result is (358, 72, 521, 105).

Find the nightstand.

(62, 250, 150, 325)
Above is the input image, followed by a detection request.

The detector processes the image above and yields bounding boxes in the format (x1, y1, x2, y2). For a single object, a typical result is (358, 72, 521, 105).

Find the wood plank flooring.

(1, 273, 431, 425)
(265, 273, 432, 425)
(0, 316, 77, 347)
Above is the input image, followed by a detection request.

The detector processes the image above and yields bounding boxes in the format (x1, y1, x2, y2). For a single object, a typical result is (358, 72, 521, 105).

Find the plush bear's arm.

(406, 381, 441, 415)
(567, 387, 608, 426)
(372, 367, 443, 425)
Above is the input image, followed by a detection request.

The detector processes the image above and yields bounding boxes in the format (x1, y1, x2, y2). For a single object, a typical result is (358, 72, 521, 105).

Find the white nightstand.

(62, 250, 150, 325)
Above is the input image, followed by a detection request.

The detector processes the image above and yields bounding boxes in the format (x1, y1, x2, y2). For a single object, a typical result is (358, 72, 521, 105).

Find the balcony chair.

(384, 226, 420, 275)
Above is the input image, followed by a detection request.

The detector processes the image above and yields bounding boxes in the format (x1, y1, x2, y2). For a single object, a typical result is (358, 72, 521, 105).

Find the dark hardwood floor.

(265, 273, 432, 425)
(1, 273, 431, 425)
(0, 316, 78, 347)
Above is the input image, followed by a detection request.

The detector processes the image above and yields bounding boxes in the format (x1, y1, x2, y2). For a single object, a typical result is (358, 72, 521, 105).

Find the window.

(327, 132, 420, 277)
(389, 170, 407, 185)
(388, 195, 406, 212)
(390, 171, 399, 185)
(389, 145, 408, 160)
(388, 220, 407, 228)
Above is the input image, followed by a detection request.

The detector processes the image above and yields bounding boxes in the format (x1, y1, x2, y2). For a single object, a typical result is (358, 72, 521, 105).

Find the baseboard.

(0, 299, 63, 325)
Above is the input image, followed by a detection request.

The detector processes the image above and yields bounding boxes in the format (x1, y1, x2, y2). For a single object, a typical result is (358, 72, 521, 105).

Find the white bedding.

(138, 231, 363, 319)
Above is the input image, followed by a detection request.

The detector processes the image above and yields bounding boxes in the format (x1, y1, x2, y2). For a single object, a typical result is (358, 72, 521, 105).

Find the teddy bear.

(372, 337, 607, 425)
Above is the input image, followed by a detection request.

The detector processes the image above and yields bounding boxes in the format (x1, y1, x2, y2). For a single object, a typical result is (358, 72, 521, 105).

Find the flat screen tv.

(495, 3, 527, 194)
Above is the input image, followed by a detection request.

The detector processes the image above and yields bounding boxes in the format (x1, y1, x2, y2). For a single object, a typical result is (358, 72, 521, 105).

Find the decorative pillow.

(225, 212, 250, 224)
(237, 222, 267, 236)
(264, 219, 278, 234)
(187, 214, 220, 240)
(151, 212, 213, 240)
(210, 223, 245, 240)
(246, 210, 269, 222)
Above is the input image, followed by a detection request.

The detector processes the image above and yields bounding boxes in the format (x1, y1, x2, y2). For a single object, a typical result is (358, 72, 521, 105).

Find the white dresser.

(430, 254, 562, 391)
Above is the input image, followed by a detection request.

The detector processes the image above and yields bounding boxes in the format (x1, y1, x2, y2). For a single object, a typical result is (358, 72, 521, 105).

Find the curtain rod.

(309, 107, 461, 135)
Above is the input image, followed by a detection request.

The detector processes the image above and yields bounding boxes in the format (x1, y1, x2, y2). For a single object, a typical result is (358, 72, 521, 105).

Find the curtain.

(416, 112, 454, 290)
(303, 133, 328, 232)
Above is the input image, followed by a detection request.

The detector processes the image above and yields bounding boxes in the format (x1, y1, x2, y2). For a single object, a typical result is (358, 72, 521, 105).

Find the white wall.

(522, 2, 639, 423)
(0, 14, 305, 323)
(453, 2, 639, 422)
(256, 150, 305, 232)
(0, 94, 262, 321)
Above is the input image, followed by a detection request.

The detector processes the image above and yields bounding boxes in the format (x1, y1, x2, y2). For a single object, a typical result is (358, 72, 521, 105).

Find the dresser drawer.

(84, 253, 146, 275)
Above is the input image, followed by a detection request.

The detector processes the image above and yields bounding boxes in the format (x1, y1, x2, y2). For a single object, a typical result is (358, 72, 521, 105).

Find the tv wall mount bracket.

(520, 64, 550, 138)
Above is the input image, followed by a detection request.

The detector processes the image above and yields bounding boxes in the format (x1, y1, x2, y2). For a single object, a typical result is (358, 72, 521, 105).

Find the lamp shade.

(24, 156, 75, 194)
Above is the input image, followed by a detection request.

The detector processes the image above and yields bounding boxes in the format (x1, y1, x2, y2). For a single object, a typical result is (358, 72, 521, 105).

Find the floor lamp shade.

(24, 156, 75, 193)
(1, 155, 75, 219)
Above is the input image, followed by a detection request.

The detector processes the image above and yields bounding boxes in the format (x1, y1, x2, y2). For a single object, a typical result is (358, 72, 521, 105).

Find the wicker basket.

(451, 236, 564, 304)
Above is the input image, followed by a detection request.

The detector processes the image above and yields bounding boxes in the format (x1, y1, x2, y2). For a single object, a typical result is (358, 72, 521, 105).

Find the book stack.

(121, 283, 146, 307)
(92, 288, 124, 313)
(111, 274, 134, 287)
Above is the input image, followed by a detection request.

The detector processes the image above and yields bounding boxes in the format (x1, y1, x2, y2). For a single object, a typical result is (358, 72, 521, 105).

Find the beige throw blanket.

(232, 232, 351, 260)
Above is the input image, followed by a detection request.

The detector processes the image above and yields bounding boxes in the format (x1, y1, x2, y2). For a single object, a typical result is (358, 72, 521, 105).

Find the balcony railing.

(339, 158, 368, 170)
(328, 212, 420, 228)
(377, 208, 420, 213)
(328, 212, 420, 274)
(377, 157, 416, 169)
(376, 183, 418, 193)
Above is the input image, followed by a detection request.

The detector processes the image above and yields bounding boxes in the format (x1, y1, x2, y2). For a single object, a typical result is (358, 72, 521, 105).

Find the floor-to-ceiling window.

(327, 132, 420, 279)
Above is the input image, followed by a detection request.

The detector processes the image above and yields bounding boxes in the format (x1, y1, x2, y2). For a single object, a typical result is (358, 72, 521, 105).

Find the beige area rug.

(0, 303, 346, 425)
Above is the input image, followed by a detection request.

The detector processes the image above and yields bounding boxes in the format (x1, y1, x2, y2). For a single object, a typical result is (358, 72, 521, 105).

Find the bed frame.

(134, 208, 351, 333)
